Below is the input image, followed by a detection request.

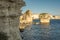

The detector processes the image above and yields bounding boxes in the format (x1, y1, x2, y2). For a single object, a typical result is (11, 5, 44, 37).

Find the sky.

(21, 0, 60, 15)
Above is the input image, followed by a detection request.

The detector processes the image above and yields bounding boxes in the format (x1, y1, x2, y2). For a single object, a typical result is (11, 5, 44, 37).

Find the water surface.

(20, 19, 60, 40)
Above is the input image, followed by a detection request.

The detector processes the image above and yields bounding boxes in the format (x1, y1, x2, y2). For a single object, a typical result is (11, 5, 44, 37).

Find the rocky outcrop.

(24, 10, 33, 23)
(39, 13, 51, 23)
(19, 10, 33, 30)
(40, 19, 50, 24)
(20, 10, 33, 24)
(0, 0, 25, 40)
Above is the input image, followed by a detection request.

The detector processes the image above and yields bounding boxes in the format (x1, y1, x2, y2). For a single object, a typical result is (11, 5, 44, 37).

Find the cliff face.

(0, 0, 25, 40)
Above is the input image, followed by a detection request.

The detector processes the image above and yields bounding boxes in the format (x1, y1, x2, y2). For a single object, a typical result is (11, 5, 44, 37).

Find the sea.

(20, 19, 60, 40)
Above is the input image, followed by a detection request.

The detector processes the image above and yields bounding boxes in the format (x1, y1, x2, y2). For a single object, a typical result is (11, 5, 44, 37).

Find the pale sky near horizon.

(21, 0, 60, 15)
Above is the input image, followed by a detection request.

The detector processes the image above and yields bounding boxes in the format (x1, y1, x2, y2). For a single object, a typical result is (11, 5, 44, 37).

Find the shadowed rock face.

(0, 0, 25, 40)
(0, 32, 9, 40)
(0, 0, 25, 16)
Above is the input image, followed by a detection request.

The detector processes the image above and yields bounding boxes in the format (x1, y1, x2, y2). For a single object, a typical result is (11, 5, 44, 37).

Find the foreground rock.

(0, 0, 25, 40)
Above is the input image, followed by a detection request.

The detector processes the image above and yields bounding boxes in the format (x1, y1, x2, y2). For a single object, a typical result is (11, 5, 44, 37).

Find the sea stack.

(39, 13, 51, 24)
(20, 10, 33, 24)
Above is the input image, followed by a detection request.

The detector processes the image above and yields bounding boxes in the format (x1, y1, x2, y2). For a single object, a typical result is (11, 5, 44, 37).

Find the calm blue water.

(21, 19, 60, 40)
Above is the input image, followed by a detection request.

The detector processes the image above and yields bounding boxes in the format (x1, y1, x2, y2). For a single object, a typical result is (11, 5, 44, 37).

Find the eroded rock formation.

(39, 13, 51, 23)
(19, 10, 33, 30)
(0, 0, 25, 40)
(20, 10, 33, 24)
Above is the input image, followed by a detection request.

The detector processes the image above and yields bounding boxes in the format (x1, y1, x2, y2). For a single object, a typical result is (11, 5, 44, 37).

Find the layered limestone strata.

(0, 0, 25, 40)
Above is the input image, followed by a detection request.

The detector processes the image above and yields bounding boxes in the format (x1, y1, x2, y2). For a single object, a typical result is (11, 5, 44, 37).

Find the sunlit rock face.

(20, 10, 33, 24)
(24, 10, 32, 23)
(40, 19, 50, 24)
(19, 10, 33, 30)
(0, 0, 25, 40)
(39, 13, 51, 24)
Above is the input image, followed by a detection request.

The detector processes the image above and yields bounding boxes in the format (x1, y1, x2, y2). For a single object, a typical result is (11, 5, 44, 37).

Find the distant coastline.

(20, 10, 60, 24)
